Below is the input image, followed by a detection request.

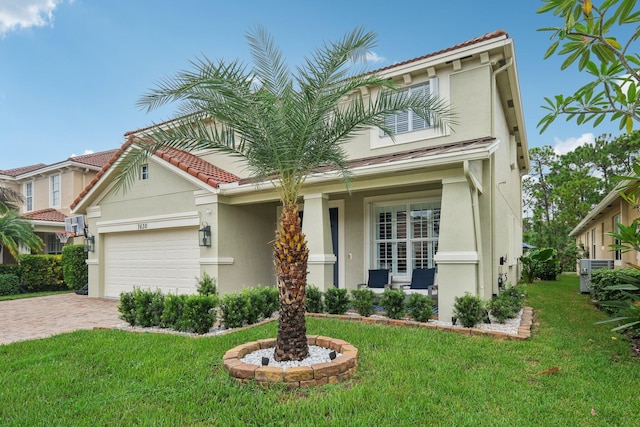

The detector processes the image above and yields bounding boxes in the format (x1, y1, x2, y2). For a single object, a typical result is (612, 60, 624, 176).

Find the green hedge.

(62, 244, 88, 290)
(0, 264, 20, 277)
(590, 268, 640, 314)
(18, 254, 64, 292)
(0, 274, 20, 296)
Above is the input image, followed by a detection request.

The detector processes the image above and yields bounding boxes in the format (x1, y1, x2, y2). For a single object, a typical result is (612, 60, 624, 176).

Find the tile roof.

(22, 208, 67, 223)
(367, 30, 508, 75)
(69, 149, 120, 168)
(0, 164, 47, 177)
(70, 139, 240, 209)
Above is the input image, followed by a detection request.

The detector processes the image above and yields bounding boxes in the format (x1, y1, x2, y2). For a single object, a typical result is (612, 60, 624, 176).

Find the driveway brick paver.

(0, 293, 121, 345)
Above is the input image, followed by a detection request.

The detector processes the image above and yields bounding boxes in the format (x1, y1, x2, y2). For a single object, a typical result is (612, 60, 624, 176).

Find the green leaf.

(544, 41, 560, 59)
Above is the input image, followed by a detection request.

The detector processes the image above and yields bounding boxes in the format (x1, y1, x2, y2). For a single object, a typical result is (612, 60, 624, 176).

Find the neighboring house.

(0, 149, 118, 263)
(570, 185, 640, 268)
(71, 30, 530, 321)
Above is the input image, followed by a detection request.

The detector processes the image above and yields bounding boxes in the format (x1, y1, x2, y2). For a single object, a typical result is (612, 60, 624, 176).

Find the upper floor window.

(381, 81, 434, 136)
(50, 174, 61, 207)
(24, 182, 33, 211)
(141, 164, 149, 180)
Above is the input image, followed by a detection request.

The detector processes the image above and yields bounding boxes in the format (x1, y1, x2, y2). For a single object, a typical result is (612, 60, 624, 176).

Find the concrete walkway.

(0, 293, 121, 345)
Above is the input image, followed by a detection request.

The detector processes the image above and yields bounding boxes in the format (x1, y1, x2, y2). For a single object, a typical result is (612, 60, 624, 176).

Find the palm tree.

(118, 26, 453, 361)
(0, 186, 25, 215)
(0, 211, 43, 259)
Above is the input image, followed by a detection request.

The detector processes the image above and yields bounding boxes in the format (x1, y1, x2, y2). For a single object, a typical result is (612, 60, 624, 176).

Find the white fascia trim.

(218, 141, 498, 197)
(308, 253, 337, 265)
(29, 220, 65, 229)
(200, 257, 235, 265)
(97, 211, 200, 233)
(434, 251, 479, 264)
(86, 259, 99, 265)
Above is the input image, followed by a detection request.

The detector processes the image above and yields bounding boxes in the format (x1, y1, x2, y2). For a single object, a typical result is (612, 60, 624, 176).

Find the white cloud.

(0, 0, 70, 37)
(552, 133, 595, 155)
(366, 51, 385, 63)
(70, 149, 94, 157)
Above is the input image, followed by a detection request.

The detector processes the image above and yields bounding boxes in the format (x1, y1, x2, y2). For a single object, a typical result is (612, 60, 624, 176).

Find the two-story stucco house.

(71, 30, 530, 321)
(0, 149, 117, 263)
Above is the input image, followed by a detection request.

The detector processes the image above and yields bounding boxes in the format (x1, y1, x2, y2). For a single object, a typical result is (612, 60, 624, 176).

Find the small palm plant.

(114, 26, 452, 360)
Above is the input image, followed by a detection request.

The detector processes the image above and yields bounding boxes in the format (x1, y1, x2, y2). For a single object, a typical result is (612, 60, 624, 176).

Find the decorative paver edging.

(306, 306, 535, 340)
(222, 336, 358, 388)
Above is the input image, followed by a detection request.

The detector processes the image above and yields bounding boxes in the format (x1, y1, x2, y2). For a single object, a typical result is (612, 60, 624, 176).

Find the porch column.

(302, 193, 336, 292)
(434, 176, 479, 322)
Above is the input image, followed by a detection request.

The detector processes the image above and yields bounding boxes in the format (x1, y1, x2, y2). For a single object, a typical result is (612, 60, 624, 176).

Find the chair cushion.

(368, 269, 389, 288)
(410, 268, 435, 289)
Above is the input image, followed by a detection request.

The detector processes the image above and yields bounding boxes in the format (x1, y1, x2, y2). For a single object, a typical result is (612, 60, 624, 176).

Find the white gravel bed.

(429, 308, 523, 335)
(241, 345, 341, 369)
(113, 323, 230, 337)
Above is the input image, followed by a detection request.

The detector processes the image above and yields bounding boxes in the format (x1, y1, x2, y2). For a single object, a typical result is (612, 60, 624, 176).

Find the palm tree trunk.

(273, 204, 310, 361)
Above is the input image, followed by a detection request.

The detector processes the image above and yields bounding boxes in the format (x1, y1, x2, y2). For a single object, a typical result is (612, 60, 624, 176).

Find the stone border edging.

(222, 336, 358, 387)
(306, 306, 534, 340)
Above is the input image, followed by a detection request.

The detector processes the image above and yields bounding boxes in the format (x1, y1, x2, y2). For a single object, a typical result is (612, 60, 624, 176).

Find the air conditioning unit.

(579, 259, 614, 293)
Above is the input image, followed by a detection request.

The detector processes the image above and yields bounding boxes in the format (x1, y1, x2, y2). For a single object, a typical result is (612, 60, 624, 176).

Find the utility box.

(579, 259, 614, 293)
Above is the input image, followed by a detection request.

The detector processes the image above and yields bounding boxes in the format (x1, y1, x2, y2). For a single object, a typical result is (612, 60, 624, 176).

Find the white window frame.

(24, 181, 33, 212)
(141, 164, 149, 180)
(591, 228, 597, 260)
(380, 81, 436, 137)
(50, 174, 61, 208)
(613, 214, 622, 262)
(367, 194, 440, 280)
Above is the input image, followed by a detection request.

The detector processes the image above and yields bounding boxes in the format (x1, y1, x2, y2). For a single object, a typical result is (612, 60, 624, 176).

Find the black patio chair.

(358, 269, 391, 293)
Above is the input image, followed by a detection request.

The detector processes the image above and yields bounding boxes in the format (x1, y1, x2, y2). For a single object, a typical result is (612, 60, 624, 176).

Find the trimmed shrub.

(0, 274, 20, 296)
(453, 293, 486, 328)
(350, 288, 376, 317)
(179, 295, 218, 334)
(305, 284, 324, 313)
(161, 294, 188, 329)
(243, 287, 267, 324)
(406, 293, 433, 322)
(324, 287, 350, 315)
(196, 272, 217, 296)
(118, 291, 137, 326)
(19, 254, 64, 292)
(126, 287, 165, 327)
(62, 244, 88, 290)
(379, 288, 406, 319)
(590, 268, 640, 313)
(259, 285, 279, 319)
(220, 293, 250, 329)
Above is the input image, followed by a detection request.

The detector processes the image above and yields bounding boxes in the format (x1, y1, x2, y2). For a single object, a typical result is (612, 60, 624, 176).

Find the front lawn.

(0, 274, 638, 426)
(0, 290, 72, 302)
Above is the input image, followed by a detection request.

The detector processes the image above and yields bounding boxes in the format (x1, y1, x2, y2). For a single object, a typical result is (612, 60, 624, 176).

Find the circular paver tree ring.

(222, 335, 358, 387)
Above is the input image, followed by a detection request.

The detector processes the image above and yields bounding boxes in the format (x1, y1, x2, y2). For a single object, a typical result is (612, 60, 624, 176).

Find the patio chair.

(357, 269, 391, 293)
(402, 268, 436, 298)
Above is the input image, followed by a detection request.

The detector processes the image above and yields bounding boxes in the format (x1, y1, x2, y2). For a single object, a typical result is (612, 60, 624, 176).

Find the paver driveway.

(0, 293, 121, 345)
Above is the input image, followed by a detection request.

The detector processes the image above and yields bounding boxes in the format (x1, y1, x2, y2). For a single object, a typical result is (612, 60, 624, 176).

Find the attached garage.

(104, 228, 200, 298)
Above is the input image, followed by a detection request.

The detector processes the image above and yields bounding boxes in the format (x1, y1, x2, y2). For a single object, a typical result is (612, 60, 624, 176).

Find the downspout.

(464, 160, 484, 297)
(490, 57, 513, 145)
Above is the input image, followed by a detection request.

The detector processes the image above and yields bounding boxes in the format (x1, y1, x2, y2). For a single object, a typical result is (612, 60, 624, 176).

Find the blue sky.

(0, 0, 628, 170)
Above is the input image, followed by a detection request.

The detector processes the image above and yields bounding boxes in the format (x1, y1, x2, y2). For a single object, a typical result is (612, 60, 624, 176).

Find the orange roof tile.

(1, 164, 47, 177)
(70, 139, 240, 209)
(69, 149, 120, 168)
(22, 208, 67, 223)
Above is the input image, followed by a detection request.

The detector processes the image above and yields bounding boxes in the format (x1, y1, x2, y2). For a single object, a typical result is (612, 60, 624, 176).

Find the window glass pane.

(396, 209, 406, 239)
(397, 242, 407, 274)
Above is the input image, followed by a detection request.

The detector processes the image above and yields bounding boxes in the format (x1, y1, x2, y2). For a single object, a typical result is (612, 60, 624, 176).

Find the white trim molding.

(200, 257, 235, 265)
(434, 251, 479, 264)
(97, 211, 200, 233)
(308, 253, 337, 265)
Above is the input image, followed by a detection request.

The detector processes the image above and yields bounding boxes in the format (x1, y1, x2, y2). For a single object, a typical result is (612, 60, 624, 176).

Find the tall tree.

(0, 186, 24, 215)
(537, 0, 640, 133)
(116, 27, 452, 361)
(0, 211, 43, 259)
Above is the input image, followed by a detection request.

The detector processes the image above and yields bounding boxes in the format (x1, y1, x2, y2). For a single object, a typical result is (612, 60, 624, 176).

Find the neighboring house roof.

(22, 208, 67, 223)
(0, 149, 119, 180)
(569, 184, 624, 237)
(0, 164, 47, 177)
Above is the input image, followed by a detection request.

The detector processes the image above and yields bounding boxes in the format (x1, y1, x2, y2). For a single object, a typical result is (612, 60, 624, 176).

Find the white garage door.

(104, 228, 200, 298)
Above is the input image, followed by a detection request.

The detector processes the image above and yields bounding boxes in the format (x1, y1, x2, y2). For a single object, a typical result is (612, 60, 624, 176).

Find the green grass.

(0, 290, 72, 302)
(1, 274, 638, 426)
